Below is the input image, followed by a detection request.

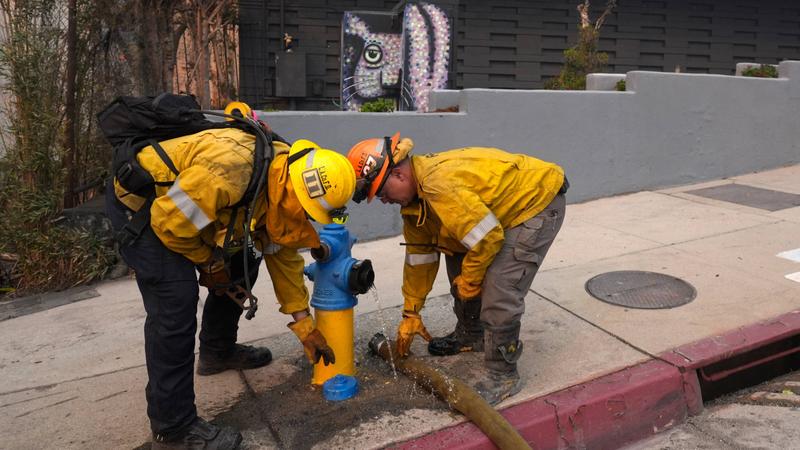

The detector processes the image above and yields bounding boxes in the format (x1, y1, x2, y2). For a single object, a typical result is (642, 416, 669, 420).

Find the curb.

(660, 310, 800, 371)
(0, 284, 101, 322)
(394, 310, 800, 450)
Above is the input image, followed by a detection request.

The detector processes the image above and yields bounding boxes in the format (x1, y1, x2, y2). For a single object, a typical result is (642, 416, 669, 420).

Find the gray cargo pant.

(446, 193, 566, 328)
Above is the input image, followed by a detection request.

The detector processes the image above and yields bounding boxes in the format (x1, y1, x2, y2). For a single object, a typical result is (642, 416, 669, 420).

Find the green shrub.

(545, 34, 609, 90)
(741, 64, 778, 78)
(0, 187, 116, 297)
(615, 79, 626, 91)
(545, 0, 615, 91)
(359, 98, 395, 112)
(0, 0, 120, 297)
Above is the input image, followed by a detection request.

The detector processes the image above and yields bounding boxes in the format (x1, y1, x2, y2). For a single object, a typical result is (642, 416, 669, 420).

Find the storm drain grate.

(585, 271, 696, 309)
(686, 184, 800, 211)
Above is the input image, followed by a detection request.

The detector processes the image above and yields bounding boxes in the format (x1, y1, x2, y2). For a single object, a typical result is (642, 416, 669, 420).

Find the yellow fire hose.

(369, 333, 532, 450)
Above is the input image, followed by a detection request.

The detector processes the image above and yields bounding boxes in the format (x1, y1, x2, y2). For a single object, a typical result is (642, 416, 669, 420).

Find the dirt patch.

(134, 295, 466, 449)
(214, 339, 458, 449)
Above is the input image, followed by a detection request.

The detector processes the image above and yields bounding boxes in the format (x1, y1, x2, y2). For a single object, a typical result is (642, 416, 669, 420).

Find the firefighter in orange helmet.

(347, 133, 567, 405)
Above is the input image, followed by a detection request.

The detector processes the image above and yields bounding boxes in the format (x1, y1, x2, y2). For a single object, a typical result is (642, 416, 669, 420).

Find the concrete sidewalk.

(1, 165, 798, 449)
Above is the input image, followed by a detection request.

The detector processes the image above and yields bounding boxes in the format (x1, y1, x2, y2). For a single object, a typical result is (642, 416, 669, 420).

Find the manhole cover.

(686, 184, 800, 211)
(585, 271, 696, 309)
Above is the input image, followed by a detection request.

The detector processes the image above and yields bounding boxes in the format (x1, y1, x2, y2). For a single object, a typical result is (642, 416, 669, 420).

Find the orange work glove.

(396, 311, 432, 357)
(453, 275, 481, 302)
(288, 315, 336, 366)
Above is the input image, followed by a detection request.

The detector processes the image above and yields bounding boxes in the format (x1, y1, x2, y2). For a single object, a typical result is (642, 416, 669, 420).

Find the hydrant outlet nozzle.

(310, 243, 330, 262)
(348, 259, 374, 294)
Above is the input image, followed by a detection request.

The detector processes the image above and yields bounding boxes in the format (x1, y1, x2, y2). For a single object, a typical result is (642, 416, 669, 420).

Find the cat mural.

(341, 2, 451, 112)
(341, 12, 402, 111)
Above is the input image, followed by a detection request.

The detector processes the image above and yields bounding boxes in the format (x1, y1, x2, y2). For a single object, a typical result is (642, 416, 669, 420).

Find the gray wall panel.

(255, 61, 800, 240)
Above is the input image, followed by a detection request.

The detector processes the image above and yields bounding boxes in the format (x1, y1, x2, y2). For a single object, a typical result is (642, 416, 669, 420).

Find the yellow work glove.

(453, 275, 481, 302)
(288, 315, 336, 366)
(396, 311, 432, 357)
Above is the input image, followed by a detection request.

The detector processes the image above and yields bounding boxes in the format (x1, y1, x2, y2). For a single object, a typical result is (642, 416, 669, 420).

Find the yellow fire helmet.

(224, 101, 256, 120)
(288, 139, 356, 224)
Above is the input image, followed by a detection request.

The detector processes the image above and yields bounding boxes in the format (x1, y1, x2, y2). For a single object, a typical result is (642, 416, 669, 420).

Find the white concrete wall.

(258, 61, 800, 240)
(586, 73, 626, 91)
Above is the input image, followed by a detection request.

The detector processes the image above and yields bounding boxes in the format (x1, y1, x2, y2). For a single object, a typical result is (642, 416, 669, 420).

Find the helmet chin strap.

(373, 139, 396, 197)
(352, 179, 369, 203)
(329, 206, 349, 224)
(287, 147, 314, 165)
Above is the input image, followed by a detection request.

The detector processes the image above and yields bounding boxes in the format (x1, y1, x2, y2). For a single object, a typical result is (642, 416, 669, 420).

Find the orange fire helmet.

(346, 132, 400, 203)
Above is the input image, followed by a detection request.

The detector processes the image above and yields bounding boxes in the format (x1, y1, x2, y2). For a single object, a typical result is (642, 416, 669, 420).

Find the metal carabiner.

(225, 285, 259, 320)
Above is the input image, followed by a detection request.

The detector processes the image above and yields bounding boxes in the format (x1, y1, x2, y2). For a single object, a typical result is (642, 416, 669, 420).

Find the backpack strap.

(287, 146, 313, 165)
(148, 138, 180, 177)
(222, 205, 242, 257)
(116, 197, 154, 247)
(115, 138, 178, 247)
(234, 134, 265, 208)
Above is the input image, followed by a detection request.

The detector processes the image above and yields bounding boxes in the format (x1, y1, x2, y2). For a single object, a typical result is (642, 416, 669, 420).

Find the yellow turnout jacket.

(114, 128, 317, 314)
(400, 148, 565, 312)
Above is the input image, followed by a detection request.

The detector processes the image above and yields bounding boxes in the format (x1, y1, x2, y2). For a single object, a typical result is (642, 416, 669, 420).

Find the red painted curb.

(395, 310, 800, 450)
(394, 360, 688, 450)
(659, 310, 800, 370)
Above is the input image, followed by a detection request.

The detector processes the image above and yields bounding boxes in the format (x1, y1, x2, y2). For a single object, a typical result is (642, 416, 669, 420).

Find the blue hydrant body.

(304, 224, 360, 311)
(304, 224, 373, 386)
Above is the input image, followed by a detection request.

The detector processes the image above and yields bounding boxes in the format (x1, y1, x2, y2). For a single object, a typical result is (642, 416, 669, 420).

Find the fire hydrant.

(304, 224, 374, 387)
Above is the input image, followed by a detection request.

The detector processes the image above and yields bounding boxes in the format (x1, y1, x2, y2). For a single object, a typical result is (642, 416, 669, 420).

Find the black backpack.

(97, 93, 279, 205)
(98, 93, 285, 248)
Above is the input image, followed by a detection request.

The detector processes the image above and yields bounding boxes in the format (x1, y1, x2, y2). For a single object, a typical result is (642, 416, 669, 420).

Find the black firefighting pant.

(105, 187, 254, 437)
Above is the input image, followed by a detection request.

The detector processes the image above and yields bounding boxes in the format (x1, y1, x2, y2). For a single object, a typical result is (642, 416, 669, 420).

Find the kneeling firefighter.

(101, 95, 356, 449)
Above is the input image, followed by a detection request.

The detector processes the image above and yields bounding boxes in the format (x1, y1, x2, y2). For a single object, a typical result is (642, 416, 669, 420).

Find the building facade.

(239, 0, 800, 110)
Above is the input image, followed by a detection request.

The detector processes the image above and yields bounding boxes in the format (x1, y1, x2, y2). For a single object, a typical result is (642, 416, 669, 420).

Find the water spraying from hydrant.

(304, 224, 374, 389)
(368, 287, 399, 380)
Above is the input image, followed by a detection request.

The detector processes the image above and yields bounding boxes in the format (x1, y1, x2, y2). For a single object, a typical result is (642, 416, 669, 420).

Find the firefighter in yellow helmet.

(348, 133, 567, 406)
(105, 101, 355, 449)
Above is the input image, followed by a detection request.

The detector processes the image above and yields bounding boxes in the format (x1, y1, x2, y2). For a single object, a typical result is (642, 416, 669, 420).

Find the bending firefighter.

(347, 134, 567, 405)
(104, 100, 355, 449)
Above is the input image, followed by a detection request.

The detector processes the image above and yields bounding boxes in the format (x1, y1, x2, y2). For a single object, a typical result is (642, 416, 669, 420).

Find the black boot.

(197, 344, 272, 376)
(428, 298, 484, 356)
(474, 322, 523, 406)
(152, 417, 242, 450)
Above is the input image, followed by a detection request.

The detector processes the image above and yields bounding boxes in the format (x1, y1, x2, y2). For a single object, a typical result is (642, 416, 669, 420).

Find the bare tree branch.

(595, 0, 617, 31)
(577, 1, 590, 29)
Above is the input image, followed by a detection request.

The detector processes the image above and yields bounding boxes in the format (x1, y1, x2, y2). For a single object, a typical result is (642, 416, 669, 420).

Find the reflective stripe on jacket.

(401, 148, 564, 312)
(114, 128, 312, 314)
